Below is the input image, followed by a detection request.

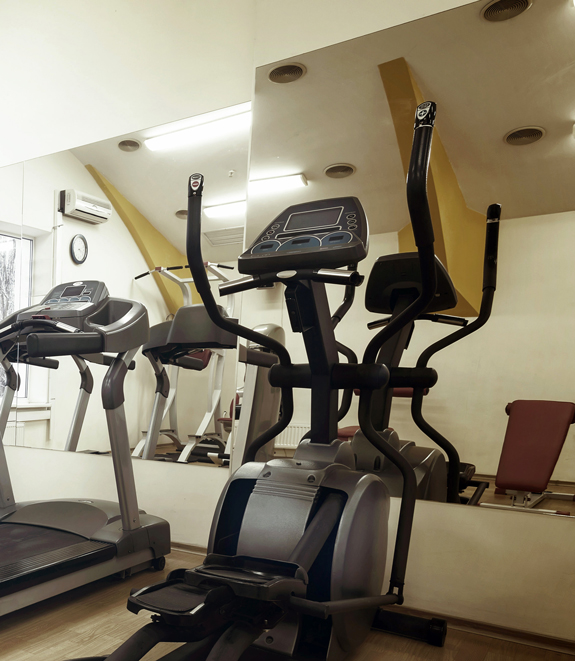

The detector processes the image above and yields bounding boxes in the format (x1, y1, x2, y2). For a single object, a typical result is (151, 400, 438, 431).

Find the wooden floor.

(0, 550, 572, 661)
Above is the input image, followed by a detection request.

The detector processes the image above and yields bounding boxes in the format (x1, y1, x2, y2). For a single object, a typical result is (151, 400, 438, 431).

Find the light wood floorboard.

(0, 550, 572, 660)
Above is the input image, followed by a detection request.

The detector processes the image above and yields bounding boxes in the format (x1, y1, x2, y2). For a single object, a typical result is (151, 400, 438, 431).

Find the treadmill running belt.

(0, 523, 115, 597)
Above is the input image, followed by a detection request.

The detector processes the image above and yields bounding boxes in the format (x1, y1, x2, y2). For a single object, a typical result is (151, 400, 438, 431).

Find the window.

(0, 234, 33, 399)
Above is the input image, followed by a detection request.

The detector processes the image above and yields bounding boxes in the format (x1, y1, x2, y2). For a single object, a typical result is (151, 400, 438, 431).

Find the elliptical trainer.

(68, 101, 444, 661)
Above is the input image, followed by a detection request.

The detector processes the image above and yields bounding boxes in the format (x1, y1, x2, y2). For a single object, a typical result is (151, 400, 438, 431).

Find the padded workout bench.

(481, 400, 575, 516)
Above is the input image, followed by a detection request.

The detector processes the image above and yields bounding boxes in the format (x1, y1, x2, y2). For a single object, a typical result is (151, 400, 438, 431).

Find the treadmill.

(0, 280, 170, 616)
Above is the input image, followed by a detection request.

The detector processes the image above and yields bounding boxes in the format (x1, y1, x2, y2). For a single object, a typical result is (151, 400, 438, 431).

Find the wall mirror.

(246, 0, 575, 512)
(7, 104, 251, 471)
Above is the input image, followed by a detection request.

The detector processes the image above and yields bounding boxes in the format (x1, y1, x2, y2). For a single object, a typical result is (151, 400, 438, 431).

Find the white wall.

(253, 0, 478, 66)
(0, 0, 257, 166)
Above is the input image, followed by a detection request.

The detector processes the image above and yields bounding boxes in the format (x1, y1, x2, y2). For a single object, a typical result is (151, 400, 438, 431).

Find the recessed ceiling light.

(324, 163, 356, 179)
(268, 63, 307, 84)
(175, 209, 187, 220)
(504, 126, 545, 145)
(204, 200, 247, 219)
(249, 174, 308, 194)
(481, 0, 533, 22)
(118, 139, 141, 152)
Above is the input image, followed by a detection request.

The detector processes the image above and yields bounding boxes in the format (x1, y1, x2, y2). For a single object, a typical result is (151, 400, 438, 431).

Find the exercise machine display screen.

(61, 285, 85, 298)
(239, 196, 368, 274)
(284, 206, 342, 233)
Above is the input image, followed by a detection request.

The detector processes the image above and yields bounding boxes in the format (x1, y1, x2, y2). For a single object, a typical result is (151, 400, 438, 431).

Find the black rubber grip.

(406, 101, 437, 249)
(483, 203, 501, 291)
(26, 357, 60, 369)
(174, 355, 204, 371)
(244, 348, 279, 368)
(27, 332, 104, 357)
(388, 367, 438, 389)
(134, 271, 150, 280)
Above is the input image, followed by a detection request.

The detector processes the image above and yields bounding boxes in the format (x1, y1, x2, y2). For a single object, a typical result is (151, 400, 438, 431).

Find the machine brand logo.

(417, 103, 431, 120)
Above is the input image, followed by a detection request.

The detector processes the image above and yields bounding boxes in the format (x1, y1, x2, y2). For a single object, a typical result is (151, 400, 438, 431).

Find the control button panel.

(239, 196, 368, 274)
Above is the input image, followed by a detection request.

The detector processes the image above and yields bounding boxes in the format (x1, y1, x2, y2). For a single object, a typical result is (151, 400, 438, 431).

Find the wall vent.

(481, 0, 532, 22)
(504, 126, 545, 145)
(203, 227, 244, 246)
(274, 424, 310, 449)
(268, 63, 307, 84)
(324, 163, 356, 179)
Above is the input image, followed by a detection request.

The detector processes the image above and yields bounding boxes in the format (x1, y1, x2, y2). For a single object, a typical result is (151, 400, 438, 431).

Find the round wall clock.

(70, 234, 88, 264)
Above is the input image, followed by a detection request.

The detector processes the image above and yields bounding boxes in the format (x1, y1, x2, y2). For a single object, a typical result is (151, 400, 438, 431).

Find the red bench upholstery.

(495, 400, 575, 493)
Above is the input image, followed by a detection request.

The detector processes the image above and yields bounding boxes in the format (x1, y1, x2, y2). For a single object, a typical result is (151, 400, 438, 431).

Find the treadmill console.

(238, 197, 368, 275)
(17, 281, 109, 326)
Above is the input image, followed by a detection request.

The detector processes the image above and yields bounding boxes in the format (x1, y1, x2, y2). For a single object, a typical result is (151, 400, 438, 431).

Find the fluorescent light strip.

(249, 174, 308, 194)
(204, 200, 247, 219)
(145, 103, 251, 152)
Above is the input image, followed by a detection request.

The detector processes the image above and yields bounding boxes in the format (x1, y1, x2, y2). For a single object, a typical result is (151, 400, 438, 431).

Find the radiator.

(274, 424, 310, 449)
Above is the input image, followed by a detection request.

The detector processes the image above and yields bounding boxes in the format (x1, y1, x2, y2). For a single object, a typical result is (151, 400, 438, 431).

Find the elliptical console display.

(240, 197, 368, 273)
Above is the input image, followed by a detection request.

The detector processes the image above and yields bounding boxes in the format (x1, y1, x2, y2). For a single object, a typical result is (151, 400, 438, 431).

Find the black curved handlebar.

(483, 203, 501, 291)
(358, 101, 439, 599)
(412, 202, 501, 503)
(186, 173, 294, 462)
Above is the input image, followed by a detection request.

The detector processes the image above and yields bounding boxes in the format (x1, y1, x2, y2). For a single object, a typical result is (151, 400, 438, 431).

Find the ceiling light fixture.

(204, 200, 247, 219)
(268, 64, 307, 84)
(249, 174, 308, 194)
(324, 163, 356, 179)
(481, 0, 532, 22)
(504, 126, 545, 145)
(144, 102, 251, 152)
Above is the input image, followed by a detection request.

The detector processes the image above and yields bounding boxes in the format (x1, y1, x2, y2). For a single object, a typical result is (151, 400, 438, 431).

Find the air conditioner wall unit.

(58, 189, 113, 224)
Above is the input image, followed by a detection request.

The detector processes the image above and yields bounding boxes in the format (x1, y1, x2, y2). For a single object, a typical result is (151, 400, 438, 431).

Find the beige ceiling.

(72, 112, 251, 263)
(247, 0, 575, 245)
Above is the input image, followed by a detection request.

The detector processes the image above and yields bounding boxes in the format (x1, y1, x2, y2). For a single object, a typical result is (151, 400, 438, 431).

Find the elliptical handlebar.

(406, 102, 437, 249)
(218, 268, 363, 297)
(363, 101, 438, 365)
(186, 173, 294, 463)
(483, 203, 501, 291)
(357, 101, 439, 600)
(411, 202, 501, 503)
